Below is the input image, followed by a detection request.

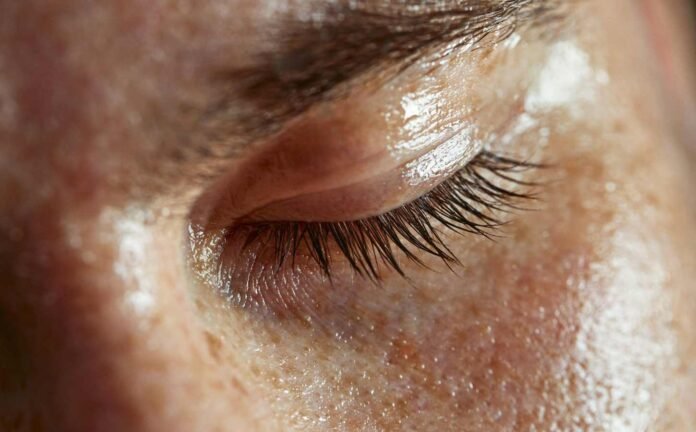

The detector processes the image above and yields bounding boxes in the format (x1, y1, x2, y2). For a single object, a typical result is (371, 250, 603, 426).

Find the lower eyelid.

(216, 230, 386, 325)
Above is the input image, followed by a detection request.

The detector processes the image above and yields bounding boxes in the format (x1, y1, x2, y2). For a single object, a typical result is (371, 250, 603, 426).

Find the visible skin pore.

(0, 1, 695, 431)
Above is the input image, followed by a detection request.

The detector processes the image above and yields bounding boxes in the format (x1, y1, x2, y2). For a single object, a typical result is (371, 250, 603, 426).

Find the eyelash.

(231, 150, 541, 280)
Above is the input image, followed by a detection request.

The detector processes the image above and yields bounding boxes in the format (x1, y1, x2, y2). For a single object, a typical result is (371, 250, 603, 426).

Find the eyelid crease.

(223, 123, 485, 225)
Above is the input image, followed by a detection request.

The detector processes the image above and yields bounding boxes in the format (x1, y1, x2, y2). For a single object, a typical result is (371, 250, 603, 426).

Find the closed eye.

(186, 1, 572, 319)
(225, 150, 542, 282)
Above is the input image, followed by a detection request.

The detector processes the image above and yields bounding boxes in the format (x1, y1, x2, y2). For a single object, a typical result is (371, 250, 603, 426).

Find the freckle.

(204, 330, 223, 362)
(229, 374, 249, 396)
(268, 331, 281, 344)
(194, 298, 206, 313)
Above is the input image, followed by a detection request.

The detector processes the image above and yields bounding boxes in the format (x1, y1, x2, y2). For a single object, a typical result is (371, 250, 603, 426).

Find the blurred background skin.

(0, 1, 695, 432)
(654, 0, 696, 150)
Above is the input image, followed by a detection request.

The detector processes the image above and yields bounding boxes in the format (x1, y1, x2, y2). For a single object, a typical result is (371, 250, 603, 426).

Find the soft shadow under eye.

(228, 151, 542, 282)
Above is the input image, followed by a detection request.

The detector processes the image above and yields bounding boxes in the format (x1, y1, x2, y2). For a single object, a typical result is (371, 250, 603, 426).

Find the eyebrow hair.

(203, 0, 564, 154)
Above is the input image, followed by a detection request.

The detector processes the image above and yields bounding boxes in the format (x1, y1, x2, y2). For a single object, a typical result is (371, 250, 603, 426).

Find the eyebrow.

(203, 0, 564, 153)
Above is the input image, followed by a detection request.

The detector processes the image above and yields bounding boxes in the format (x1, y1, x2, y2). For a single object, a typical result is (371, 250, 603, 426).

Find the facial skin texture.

(0, 0, 695, 431)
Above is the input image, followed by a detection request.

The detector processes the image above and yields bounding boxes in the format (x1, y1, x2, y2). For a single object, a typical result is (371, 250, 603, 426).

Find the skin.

(0, 0, 694, 431)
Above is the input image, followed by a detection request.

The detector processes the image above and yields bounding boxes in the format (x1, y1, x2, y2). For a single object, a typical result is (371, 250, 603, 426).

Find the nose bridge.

(0, 207, 260, 432)
(0, 25, 260, 429)
(0, 3, 269, 431)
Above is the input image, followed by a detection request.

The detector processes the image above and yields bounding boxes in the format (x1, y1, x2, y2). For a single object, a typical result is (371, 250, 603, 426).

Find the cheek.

(208, 116, 690, 431)
(356, 130, 687, 430)
(370, 231, 674, 431)
(337, 183, 677, 430)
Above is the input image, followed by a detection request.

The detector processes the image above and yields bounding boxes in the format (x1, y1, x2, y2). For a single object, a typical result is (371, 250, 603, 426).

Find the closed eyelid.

(193, 149, 543, 317)
(193, 23, 560, 232)
(195, 84, 488, 228)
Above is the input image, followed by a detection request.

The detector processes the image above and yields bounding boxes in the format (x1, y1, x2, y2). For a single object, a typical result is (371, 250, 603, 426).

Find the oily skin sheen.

(0, 0, 695, 431)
